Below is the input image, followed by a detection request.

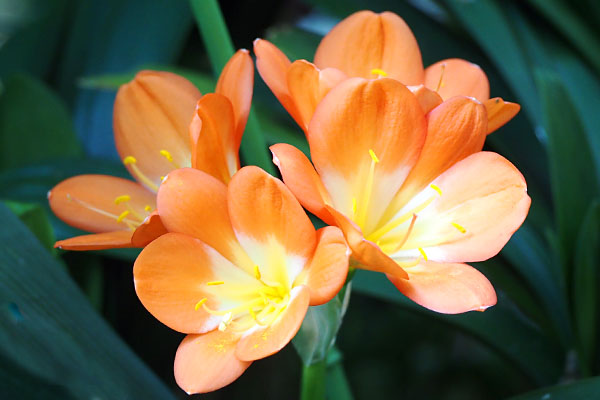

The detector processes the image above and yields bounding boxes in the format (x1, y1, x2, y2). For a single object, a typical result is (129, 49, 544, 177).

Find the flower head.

(271, 77, 530, 314)
(254, 10, 519, 134)
(134, 166, 349, 393)
(48, 50, 253, 250)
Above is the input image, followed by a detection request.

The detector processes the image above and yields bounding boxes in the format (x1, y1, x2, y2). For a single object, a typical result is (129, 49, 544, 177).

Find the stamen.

(122, 156, 159, 192)
(144, 205, 152, 212)
(194, 298, 207, 311)
(207, 281, 225, 286)
(352, 197, 357, 215)
(114, 195, 131, 205)
(391, 213, 418, 253)
(430, 184, 442, 196)
(451, 222, 467, 234)
(253, 265, 262, 280)
(436, 63, 446, 91)
(371, 68, 388, 77)
(368, 149, 380, 163)
(66, 194, 138, 230)
(159, 149, 180, 169)
(369, 194, 438, 242)
(418, 247, 428, 261)
(116, 210, 130, 222)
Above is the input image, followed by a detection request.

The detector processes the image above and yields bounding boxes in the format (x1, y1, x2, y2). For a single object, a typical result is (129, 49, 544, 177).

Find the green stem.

(301, 358, 327, 400)
(189, 0, 275, 174)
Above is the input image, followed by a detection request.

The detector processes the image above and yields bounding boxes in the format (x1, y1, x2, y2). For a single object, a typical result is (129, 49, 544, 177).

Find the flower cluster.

(49, 10, 530, 394)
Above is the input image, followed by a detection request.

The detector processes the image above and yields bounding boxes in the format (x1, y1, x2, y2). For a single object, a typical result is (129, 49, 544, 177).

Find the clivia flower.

(48, 50, 253, 250)
(254, 10, 519, 134)
(271, 77, 530, 314)
(133, 166, 349, 393)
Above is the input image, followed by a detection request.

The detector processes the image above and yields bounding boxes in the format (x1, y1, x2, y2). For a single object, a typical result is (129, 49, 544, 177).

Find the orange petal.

(216, 49, 253, 144)
(484, 97, 521, 134)
(385, 96, 487, 218)
(308, 78, 426, 233)
(228, 166, 317, 262)
(326, 206, 408, 279)
(424, 58, 489, 102)
(314, 11, 423, 85)
(295, 226, 349, 306)
(287, 60, 347, 132)
(388, 261, 497, 314)
(130, 211, 168, 247)
(270, 143, 335, 226)
(157, 168, 252, 271)
(401, 152, 530, 262)
(253, 39, 304, 128)
(409, 84, 443, 114)
(134, 232, 260, 334)
(48, 174, 156, 233)
(174, 331, 251, 394)
(114, 71, 200, 189)
(54, 231, 133, 251)
(235, 285, 309, 361)
(189, 93, 238, 183)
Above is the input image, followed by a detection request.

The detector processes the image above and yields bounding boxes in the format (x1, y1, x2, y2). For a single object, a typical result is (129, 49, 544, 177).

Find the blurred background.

(1, 0, 599, 399)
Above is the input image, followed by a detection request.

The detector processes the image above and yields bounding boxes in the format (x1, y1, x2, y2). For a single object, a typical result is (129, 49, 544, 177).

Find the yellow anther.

(430, 184, 442, 196)
(194, 298, 207, 311)
(371, 68, 388, 77)
(123, 156, 137, 165)
(160, 176, 165, 181)
(159, 149, 173, 162)
(418, 247, 428, 261)
(352, 197, 357, 215)
(116, 210, 130, 222)
(452, 222, 467, 234)
(144, 205, 152, 212)
(207, 281, 225, 286)
(253, 265, 262, 280)
(368, 149, 380, 163)
(114, 195, 131, 205)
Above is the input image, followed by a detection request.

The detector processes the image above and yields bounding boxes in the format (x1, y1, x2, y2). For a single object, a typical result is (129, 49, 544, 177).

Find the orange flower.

(48, 50, 253, 250)
(134, 166, 349, 394)
(271, 78, 530, 314)
(254, 10, 519, 134)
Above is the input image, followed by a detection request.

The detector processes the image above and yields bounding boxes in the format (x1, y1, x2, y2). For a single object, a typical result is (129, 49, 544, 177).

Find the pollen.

(159, 149, 174, 162)
(368, 149, 380, 163)
(114, 195, 131, 205)
(116, 210, 130, 222)
(418, 247, 428, 261)
(451, 222, 467, 234)
(430, 184, 442, 196)
(123, 156, 137, 165)
(253, 265, 262, 280)
(194, 298, 207, 311)
(207, 281, 225, 286)
(371, 68, 388, 77)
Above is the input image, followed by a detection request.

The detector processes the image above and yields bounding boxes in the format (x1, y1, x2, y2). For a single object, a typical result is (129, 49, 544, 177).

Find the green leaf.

(536, 70, 599, 264)
(0, 203, 176, 399)
(293, 284, 351, 366)
(0, 0, 69, 79)
(573, 202, 600, 374)
(0, 74, 82, 170)
(3, 200, 54, 251)
(524, 0, 600, 74)
(352, 270, 562, 385)
(508, 377, 600, 400)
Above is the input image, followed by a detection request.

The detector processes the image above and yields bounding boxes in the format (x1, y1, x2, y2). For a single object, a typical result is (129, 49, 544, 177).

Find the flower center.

(194, 265, 291, 333)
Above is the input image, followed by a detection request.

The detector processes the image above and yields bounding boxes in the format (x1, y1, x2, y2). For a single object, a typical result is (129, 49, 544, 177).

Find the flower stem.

(189, 0, 274, 174)
(300, 358, 327, 400)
